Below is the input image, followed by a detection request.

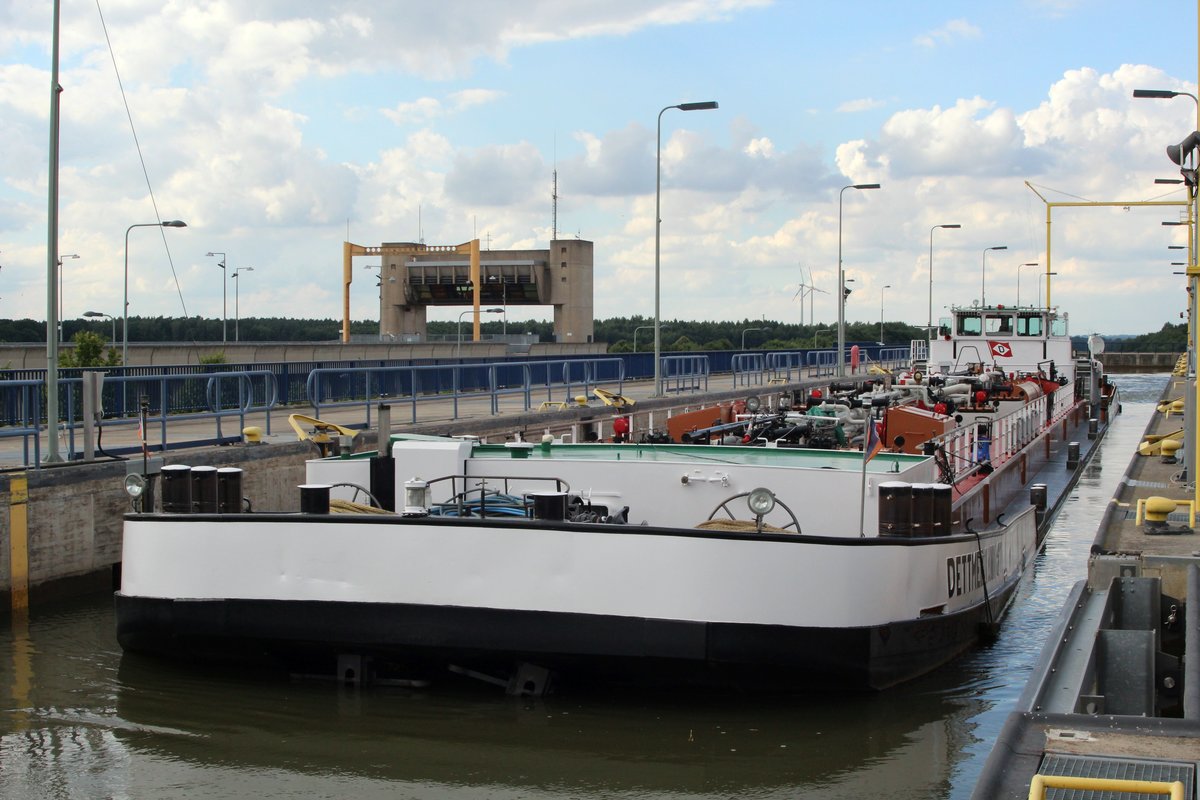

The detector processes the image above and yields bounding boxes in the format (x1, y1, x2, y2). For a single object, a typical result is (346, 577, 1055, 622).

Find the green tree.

(59, 330, 121, 368)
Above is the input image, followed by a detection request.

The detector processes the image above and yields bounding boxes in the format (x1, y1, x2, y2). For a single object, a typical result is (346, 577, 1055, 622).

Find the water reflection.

(0, 376, 1168, 800)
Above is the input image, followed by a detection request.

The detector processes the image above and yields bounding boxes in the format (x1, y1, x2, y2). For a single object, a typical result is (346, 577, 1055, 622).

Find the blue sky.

(1, 0, 1198, 337)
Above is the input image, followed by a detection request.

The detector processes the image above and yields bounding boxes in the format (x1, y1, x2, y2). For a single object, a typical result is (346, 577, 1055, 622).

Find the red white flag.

(988, 340, 1013, 358)
(864, 419, 884, 463)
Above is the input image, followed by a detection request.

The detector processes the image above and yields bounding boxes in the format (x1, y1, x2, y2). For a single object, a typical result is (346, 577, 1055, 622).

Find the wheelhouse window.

(984, 314, 1013, 335)
(956, 314, 982, 336)
(1016, 314, 1044, 336)
(1051, 317, 1068, 337)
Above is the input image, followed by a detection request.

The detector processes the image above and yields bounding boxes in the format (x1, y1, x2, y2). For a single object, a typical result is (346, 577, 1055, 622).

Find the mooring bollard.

(1030, 483, 1048, 528)
(1066, 442, 1080, 469)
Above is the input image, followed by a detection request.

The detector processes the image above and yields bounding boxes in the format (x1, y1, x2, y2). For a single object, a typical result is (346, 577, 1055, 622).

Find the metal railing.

(926, 385, 1076, 484)
(0, 347, 906, 469)
(306, 358, 627, 424)
(659, 354, 709, 394)
(731, 353, 766, 387)
(0, 370, 278, 465)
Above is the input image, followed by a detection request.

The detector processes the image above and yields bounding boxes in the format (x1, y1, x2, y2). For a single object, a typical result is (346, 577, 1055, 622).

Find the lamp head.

(162, 220, 187, 228)
(853, 183, 881, 190)
(678, 101, 718, 111)
(940, 224, 962, 229)
(1134, 89, 1180, 99)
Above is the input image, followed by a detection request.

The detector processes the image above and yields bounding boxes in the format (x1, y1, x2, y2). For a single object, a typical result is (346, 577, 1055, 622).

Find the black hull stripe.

(115, 586, 1018, 691)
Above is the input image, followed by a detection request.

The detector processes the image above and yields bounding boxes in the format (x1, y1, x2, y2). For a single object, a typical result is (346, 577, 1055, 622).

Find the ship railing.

(422, 473, 572, 518)
(926, 385, 1078, 483)
(908, 338, 929, 365)
(306, 358, 628, 424)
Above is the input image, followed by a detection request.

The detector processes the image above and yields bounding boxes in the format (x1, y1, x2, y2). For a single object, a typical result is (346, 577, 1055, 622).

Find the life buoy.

(913, 371, 923, 383)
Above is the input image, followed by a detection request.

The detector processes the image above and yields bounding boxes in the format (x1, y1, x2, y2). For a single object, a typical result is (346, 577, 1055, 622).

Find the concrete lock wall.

(0, 440, 311, 604)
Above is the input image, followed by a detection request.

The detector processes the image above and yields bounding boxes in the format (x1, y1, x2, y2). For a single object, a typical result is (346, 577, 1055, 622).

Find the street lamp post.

(487, 275, 509, 337)
(633, 324, 654, 352)
(232, 267, 254, 341)
(654, 99, 718, 396)
(741, 327, 769, 349)
(1016, 262, 1039, 306)
(456, 308, 503, 359)
(206, 251, 227, 345)
(56, 253, 78, 343)
(83, 311, 115, 346)
(1039, 272, 1058, 307)
(879, 285, 891, 345)
(928, 224, 960, 328)
(125, 220, 187, 367)
(837, 183, 880, 376)
(1133, 88, 1200, 121)
(980, 245, 1007, 306)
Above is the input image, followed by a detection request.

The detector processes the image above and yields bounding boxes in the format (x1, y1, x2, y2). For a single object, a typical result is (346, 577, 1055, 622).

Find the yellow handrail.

(1028, 774, 1184, 800)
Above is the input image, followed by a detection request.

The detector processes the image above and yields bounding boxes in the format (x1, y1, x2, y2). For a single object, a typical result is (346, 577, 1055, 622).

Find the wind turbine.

(793, 265, 827, 326)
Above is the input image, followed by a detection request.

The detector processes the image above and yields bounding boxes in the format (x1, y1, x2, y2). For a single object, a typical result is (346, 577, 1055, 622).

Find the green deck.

(468, 440, 926, 474)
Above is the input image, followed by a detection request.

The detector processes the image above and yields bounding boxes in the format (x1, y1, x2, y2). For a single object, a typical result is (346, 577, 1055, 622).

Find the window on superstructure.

(956, 314, 982, 335)
(1051, 317, 1068, 336)
(984, 314, 1013, 335)
(1017, 314, 1043, 336)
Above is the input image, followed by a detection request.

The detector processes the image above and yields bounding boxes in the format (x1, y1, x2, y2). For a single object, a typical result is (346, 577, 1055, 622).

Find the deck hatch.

(1037, 754, 1194, 799)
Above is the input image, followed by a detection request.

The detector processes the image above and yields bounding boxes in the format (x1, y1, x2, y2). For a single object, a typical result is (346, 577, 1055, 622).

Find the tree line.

(0, 315, 1183, 370)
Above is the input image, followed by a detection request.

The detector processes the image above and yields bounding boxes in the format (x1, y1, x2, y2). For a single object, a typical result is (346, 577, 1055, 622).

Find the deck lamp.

(403, 479, 431, 516)
(747, 487, 777, 517)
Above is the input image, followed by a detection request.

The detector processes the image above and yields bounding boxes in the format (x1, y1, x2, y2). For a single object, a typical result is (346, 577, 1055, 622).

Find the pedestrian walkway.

(7, 375, 819, 469)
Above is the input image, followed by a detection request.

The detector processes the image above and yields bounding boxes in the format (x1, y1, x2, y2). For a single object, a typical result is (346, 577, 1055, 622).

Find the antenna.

(552, 168, 558, 244)
(418, 205, 423, 245)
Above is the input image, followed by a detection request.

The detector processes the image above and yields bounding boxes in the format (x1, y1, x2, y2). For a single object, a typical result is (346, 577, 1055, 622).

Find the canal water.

(0, 375, 1169, 800)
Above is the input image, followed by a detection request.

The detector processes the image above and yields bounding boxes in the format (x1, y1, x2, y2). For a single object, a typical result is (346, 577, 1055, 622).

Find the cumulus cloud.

(382, 89, 505, 126)
(837, 98, 886, 113)
(913, 18, 981, 49)
(0, 2, 1191, 333)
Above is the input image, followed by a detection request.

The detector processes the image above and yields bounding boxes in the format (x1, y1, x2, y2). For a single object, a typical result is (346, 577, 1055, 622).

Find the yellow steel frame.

(341, 240, 481, 343)
(1028, 774, 1183, 800)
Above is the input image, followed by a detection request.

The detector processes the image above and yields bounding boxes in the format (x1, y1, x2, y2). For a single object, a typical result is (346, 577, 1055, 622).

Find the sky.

(1, 0, 1199, 338)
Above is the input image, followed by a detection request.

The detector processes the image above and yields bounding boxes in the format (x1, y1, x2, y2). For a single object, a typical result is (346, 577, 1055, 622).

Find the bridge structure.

(342, 238, 594, 346)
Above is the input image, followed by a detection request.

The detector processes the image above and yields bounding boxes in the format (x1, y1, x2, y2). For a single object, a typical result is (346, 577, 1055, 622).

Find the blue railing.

(732, 353, 766, 387)
(0, 345, 903, 468)
(305, 358, 627, 423)
(660, 355, 709, 394)
(0, 370, 278, 464)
